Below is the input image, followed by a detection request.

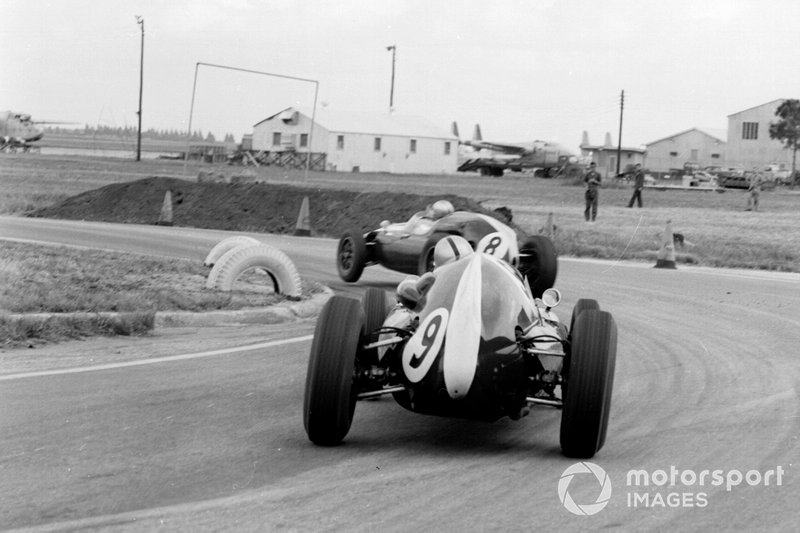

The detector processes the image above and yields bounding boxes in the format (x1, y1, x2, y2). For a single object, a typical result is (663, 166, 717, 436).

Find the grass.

(501, 180, 800, 272)
(0, 240, 313, 347)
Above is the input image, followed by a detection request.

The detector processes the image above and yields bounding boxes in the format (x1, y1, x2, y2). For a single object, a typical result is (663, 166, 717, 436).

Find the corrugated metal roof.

(255, 107, 456, 140)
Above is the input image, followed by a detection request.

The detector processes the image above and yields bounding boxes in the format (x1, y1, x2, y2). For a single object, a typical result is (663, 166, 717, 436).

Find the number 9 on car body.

(402, 308, 449, 383)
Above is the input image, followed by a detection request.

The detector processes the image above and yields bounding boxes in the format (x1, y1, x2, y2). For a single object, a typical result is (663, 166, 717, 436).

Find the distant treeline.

(44, 125, 237, 144)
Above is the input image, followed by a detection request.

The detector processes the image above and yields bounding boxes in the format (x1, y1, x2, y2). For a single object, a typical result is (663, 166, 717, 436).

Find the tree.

(769, 99, 800, 189)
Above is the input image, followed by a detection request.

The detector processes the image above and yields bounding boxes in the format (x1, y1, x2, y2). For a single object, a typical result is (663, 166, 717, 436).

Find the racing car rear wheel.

(361, 287, 393, 363)
(304, 296, 364, 446)
(560, 309, 617, 458)
(519, 235, 558, 299)
(337, 229, 367, 282)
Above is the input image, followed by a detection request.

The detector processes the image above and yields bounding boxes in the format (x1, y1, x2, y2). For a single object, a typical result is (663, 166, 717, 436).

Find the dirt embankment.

(27, 176, 517, 237)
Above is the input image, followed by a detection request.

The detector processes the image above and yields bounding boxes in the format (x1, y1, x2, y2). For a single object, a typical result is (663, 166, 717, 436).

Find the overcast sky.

(3, 0, 798, 149)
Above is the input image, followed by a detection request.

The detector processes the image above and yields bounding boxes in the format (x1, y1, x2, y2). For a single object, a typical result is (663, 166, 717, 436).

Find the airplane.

(0, 110, 61, 153)
(453, 122, 582, 178)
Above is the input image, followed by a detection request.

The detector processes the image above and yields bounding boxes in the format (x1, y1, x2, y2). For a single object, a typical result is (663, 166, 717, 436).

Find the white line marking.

(0, 335, 313, 382)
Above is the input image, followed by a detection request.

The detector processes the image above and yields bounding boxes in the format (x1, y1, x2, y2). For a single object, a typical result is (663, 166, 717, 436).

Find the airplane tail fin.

(473, 124, 483, 142)
(451, 121, 460, 139)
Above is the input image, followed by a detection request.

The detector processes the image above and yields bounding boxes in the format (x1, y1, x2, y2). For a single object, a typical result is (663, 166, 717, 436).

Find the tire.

(361, 287, 392, 363)
(519, 235, 558, 299)
(569, 298, 600, 334)
(303, 296, 364, 446)
(560, 310, 617, 458)
(337, 230, 367, 282)
(203, 236, 261, 267)
(205, 243, 302, 297)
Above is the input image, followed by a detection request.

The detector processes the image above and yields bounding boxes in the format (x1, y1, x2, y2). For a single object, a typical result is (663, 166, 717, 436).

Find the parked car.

(690, 171, 718, 187)
(719, 174, 749, 189)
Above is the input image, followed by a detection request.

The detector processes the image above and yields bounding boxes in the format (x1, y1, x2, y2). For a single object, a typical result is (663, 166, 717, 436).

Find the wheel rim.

(339, 238, 354, 271)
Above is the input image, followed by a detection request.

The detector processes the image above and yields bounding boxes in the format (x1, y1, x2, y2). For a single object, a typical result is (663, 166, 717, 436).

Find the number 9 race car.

(305, 233, 618, 459)
(335, 202, 558, 298)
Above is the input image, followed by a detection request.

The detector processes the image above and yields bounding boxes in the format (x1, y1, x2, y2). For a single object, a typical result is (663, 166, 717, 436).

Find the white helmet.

(431, 200, 454, 219)
(433, 235, 473, 267)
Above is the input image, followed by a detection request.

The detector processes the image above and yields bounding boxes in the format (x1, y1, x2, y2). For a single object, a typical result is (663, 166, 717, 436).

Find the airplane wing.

(461, 139, 529, 155)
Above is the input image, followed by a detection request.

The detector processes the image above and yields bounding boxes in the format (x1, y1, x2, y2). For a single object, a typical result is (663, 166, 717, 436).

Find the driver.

(397, 235, 473, 311)
(377, 236, 473, 359)
(403, 199, 454, 234)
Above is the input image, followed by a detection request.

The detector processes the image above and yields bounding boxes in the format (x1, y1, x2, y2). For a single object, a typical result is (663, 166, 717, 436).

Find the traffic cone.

(157, 190, 173, 226)
(654, 220, 677, 269)
(293, 196, 311, 236)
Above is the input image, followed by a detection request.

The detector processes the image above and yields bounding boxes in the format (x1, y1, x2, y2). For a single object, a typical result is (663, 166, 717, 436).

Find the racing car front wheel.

(569, 298, 599, 334)
(304, 296, 364, 446)
(518, 235, 558, 299)
(560, 309, 617, 459)
(361, 287, 393, 364)
(337, 229, 367, 282)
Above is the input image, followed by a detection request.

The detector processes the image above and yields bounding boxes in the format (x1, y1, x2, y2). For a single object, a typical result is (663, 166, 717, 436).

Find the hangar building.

(644, 128, 727, 173)
(251, 107, 458, 174)
(725, 99, 793, 172)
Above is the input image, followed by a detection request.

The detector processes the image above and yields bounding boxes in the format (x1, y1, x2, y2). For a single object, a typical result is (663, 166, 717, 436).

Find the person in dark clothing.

(583, 162, 601, 221)
(627, 163, 645, 208)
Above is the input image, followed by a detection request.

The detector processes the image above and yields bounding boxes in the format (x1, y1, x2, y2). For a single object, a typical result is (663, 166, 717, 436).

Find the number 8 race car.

(335, 203, 559, 298)
(305, 233, 618, 459)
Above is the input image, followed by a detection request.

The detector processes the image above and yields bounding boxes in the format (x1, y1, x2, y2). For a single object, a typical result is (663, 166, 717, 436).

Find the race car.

(335, 203, 558, 299)
(305, 237, 618, 459)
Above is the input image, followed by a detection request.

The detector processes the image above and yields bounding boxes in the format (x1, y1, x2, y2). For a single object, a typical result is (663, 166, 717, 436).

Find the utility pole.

(386, 45, 396, 112)
(616, 89, 624, 176)
(136, 16, 144, 162)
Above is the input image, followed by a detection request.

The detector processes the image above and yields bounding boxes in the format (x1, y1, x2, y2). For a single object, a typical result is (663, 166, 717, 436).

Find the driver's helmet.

(433, 235, 473, 267)
(430, 199, 454, 219)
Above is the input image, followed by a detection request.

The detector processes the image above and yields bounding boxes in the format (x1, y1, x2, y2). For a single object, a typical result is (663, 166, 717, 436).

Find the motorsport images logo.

(558, 462, 612, 516)
(558, 463, 786, 514)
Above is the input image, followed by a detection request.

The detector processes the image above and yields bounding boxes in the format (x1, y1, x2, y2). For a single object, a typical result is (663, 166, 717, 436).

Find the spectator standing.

(746, 168, 764, 211)
(627, 163, 645, 208)
(583, 162, 601, 222)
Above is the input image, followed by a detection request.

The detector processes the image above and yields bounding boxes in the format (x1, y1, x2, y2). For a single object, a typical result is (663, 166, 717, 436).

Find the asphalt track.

(1, 216, 799, 531)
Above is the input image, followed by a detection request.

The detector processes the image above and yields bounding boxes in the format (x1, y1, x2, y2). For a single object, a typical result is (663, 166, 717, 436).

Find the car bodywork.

(305, 251, 618, 459)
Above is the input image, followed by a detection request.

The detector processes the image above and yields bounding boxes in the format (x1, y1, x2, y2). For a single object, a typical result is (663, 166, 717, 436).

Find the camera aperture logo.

(558, 462, 612, 516)
(558, 463, 786, 514)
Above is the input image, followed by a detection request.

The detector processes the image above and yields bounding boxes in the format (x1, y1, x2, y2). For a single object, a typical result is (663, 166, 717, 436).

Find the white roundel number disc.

(402, 308, 449, 383)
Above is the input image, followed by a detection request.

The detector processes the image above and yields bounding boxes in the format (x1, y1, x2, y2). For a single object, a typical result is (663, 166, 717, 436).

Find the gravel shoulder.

(0, 321, 314, 376)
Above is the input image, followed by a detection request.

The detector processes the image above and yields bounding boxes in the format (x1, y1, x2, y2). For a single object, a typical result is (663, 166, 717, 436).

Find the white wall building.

(580, 131, 646, 177)
(726, 99, 793, 171)
(251, 107, 458, 174)
(644, 128, 727, 173)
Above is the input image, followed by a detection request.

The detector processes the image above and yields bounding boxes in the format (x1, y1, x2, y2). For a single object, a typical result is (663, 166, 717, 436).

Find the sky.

(3, 0, 799, 150)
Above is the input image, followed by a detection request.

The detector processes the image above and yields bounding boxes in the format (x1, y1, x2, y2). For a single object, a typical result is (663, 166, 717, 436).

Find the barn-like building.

(251, 107, 458, 174)
(726, 99, 793, 172)
(644, 128, 727, 173)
